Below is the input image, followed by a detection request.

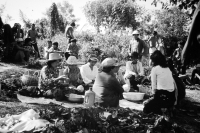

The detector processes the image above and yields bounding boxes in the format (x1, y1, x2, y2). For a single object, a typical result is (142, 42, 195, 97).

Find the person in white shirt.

(43, 40, 52, 59)
(143, 50, 175, 114)
(124, 52, 145, 91)
(80, 54, 98, 88)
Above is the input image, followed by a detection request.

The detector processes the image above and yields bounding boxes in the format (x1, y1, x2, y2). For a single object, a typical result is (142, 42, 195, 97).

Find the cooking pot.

(123, 92, 145, 101)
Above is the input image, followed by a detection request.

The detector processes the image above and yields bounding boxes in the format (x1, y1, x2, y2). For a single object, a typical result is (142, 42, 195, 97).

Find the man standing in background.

(65, 22, 76, 44)
(148, 31, 159, 56)
(27, 23, 40, 58)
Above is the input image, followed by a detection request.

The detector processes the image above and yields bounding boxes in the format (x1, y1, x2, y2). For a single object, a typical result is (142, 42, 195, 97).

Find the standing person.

(43, 40, 52, 59)
(129, 30, 146, 60)
(143, 50, 175, 114)
(157, 38, 166, 56)
(66, 39, 79, 59)
(12, 23, 24, 39)
(173, 41, 183, 74)
(65, 22, 75, 43)
(148, 31, 159, 56)
(27, 23, 40, 58)
(93, 58, 124, 108)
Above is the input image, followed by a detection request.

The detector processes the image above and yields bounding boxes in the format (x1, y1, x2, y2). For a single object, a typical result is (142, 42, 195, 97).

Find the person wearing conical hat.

(63, 56, 84, 90)
(38, 53, 68, 99)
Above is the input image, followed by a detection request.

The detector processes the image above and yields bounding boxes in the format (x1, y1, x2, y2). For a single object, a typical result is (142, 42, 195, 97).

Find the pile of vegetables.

(36, 106, 186, 133)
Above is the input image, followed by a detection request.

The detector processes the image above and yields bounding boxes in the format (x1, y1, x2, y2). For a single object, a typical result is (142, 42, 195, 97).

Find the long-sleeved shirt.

(151, 65, 174, 93)
(93, 71, 124, 107)
(124, 61, 144, 79)
(80, 63, 98, 84)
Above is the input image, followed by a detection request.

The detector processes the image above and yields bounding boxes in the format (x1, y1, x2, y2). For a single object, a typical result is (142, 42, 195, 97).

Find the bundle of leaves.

(0, 70, 24, 99)
(37, 106, 186, 133)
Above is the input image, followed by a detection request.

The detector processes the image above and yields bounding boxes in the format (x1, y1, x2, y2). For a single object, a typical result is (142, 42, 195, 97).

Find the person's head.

(66, 56, 83, 68)
(24, 38, 32, 45)
(47, 53, 62, 68)
(131, 52, 139, 64)
(53, 42, 59, 49)
(47, 40, 52, 48)
(31, 24, 35, 30)
(71, 22, 75, 27)
(150, 50, 167, 68)
(70, 39, 77, 45)
(17, 38, 24, 46)
(153, 31, 157, 36)
(100, 58, 121, 73)
(87, 54, 98, 67)
(197, 34, 200, 44)
(132, 30, 139, 40)
(196, 64, 200, 71)
(17, 23, 21, 29)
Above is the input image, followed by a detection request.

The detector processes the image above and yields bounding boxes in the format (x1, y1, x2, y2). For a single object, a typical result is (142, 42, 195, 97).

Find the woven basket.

(21, 70, 40, 86)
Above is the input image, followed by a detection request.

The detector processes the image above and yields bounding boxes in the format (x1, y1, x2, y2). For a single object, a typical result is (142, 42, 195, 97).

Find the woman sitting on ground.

(143, 50, 175, 114)
(64, 56, 85, 93)
(93, 58, 124, 108)
(80, 54, 98, 89)
(38, 53, 68, 99)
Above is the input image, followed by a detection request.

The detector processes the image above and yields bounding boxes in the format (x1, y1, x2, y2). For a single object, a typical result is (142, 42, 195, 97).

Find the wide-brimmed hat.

(88, 54, 98, 62)
(48, 53, 62, 61)
(66, 56, 84, 65)
(16, 38, 24, 42)
(101, 58, 122, 67)
(132, 30, 139, 35)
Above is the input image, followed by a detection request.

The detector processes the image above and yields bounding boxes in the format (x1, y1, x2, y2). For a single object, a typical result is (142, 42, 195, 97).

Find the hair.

(153, 31, 157, 36)
(32, 23, 35, 26)
(71, 22, 75, 27)
(0, 17, 4, 29)
(150, 50, 168, 68)
(99, 66, 115, 73)
(53, 42, 58, 47)
(131, 52, 139, 59)
(25, 38, 32, 45)
(47, 60, 57, 67)
(70, 39, 77, 43)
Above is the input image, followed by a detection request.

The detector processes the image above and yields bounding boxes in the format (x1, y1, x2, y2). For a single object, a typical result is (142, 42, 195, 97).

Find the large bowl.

(123, 92, 145, 101)
(66, 94, 84, 103)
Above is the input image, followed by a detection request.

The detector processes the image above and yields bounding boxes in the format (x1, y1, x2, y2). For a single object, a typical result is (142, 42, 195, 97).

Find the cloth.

(38, 66, 59, 91)
(148, 36, 159, 48)
(66, 43, 79, 57)
(27, 29, 38, 42)
(80, 63, 98, 84)
(124, 61, 144, 79)
(43, 46, 51, 59)
(151, 66, 174, 93)
(181, 2, 200, 66)
(64, 66, 83, 86)
(93, 71, 124, 108)
(143, 90, 175, 114)
(129, 38, 146, 56)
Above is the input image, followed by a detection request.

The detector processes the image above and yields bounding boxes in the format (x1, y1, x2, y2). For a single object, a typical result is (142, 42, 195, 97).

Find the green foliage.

(50, 3, 61, 36)
(84, 0, 138, 32)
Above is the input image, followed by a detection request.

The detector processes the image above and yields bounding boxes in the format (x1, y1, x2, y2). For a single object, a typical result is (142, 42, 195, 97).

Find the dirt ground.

(0, 62, 200, 132)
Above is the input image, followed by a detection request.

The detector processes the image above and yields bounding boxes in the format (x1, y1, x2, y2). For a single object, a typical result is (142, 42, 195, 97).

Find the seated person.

(65, 39, 79, 59)
(93, 58, 124, 108)
(38, 53, 68, 99)
(14, 38, 29, 64)
(80, 54, 98, 88)
(191, 64, 200, 85)
(143, 51, 175, 114)
(24, 38, 39, 61)
(124, 52, 145, 91)
(48, 42, 63, 54)
(64, 56, 84, 91)
(43, 40, 52, 59)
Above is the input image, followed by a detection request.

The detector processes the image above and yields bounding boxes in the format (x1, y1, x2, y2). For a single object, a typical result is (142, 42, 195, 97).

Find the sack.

(21, 70, 40, 86)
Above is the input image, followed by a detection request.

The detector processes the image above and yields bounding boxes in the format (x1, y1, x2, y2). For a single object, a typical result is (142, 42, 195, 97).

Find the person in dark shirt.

(191, 64, 200, 85)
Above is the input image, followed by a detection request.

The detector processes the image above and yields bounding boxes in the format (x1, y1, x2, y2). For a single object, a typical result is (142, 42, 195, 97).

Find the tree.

(0, 4, 5, 16)
(84, 0, 139, 32)
(140, 0, 200, 18)
(19, 10, 32, 28)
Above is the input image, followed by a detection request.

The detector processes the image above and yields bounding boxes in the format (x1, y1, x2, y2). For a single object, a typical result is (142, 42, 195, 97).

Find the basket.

(20, 70, 40, 86)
